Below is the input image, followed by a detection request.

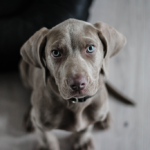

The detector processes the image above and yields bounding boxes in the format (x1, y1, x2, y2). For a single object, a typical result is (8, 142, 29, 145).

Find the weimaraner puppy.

(20, 19, 127, 150)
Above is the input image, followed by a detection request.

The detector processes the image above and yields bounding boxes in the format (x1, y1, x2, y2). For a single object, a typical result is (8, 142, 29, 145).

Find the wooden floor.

(90, 0, 150, 150)
(89, 0, 150, 150)
(0, 0, 149, 150)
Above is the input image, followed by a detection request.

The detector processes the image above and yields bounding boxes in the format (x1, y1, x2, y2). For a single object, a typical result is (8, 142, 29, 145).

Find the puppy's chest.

(39, 102, 102, 132)
(58, 107, 97, 132)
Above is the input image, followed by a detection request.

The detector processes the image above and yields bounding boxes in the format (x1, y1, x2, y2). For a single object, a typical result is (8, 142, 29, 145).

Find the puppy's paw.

(38, 147, 49, 150)
(94, 113, 111, 130)
(37, 144, 59, 150)
(72, 134, 94, 150)
(73, 138, 94, 150)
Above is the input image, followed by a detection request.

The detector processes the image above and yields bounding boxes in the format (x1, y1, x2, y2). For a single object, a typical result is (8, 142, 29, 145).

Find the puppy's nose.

(68, 75, 87, 91)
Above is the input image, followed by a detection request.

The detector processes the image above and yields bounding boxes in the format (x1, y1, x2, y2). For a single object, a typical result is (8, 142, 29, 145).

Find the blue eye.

(52, 50, 61, 57)
(86, 45, 95, 53)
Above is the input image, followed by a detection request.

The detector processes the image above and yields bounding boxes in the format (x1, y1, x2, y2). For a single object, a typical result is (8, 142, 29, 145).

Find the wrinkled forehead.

(46, 20, 99, 50)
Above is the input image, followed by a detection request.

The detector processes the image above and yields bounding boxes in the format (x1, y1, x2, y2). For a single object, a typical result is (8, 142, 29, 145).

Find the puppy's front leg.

(36, 129, 60, 150)
(31, 108, 60, 150)
(72, 125, 94, 150)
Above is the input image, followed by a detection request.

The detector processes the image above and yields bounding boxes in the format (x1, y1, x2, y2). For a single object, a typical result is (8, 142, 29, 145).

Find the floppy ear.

(20, 27, 49, 85)
(94, 22, 126, 77)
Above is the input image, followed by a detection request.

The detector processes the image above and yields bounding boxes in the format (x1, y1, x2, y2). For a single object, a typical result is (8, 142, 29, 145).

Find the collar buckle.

(72, 97, 78, 103)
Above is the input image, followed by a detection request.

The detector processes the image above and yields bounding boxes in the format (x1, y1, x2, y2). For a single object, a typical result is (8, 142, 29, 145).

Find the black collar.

(69, 96, 93, 103)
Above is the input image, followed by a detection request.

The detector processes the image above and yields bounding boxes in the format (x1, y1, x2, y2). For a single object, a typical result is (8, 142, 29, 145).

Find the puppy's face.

(21, 19, 126, 100)
(45, 20, 104, 99)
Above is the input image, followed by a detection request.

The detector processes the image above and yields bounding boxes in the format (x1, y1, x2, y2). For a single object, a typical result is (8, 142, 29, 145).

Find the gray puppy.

(20, 19, 126, 150)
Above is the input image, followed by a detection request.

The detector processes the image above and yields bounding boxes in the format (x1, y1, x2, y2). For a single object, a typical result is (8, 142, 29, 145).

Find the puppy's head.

(20, 19, 126, 100)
